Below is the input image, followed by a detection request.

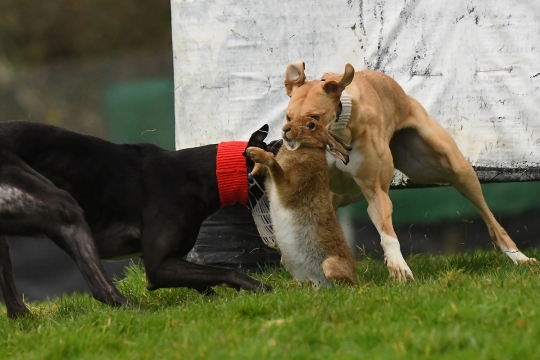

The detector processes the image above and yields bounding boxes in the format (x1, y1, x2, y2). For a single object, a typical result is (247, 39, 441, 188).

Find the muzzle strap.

(332, 89, 352, 131)
(328, 90, 353, 144)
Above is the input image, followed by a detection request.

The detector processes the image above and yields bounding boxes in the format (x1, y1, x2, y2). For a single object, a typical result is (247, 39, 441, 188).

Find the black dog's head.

(242, 124, 283, 172)
(243, 124, 269, 173)
(242, 124, 283, 208)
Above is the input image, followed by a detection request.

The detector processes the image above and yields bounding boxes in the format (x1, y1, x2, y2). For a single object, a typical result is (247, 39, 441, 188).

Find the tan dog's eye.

(310, 115, 320, 121)
(286, 115, 291, 122)
(307, 122, 316, 130)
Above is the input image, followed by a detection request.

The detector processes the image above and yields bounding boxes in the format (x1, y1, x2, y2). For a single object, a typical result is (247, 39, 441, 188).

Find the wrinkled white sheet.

(172, 0, 540, 167)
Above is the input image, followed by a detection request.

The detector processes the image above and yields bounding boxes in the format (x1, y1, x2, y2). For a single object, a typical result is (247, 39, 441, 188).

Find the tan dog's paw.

(517, 257, 537, 265)
(382, 235, 414, 282)
(503, 249, 537, 265)
(246, 147, 274, 167)
(385, 256, 415, 282)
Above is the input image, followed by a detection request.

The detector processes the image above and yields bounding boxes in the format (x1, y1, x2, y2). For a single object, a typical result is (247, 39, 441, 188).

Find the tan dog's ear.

(284, 61, 306, 97)
(325, 130, 351, 165)
(322, 63, 355, 98)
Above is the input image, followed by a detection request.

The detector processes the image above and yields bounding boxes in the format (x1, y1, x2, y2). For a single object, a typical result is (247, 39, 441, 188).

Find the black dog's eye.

(307, 122, 316, 130)
(310, 115, 320, 121)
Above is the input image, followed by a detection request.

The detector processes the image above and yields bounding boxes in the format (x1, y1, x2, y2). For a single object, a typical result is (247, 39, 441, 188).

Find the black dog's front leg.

(0, 236, 31, 318)
(145, 258, 272, 293)
(141, 202, 272, 294)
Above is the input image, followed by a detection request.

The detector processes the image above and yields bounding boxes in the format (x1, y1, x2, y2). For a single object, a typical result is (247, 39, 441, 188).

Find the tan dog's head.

(284, 62, 355, 128)
(282, 116, 352, 164)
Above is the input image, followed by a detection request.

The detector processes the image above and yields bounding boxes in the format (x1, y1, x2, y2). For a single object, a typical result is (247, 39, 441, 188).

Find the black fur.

(0, 120, 272, 318)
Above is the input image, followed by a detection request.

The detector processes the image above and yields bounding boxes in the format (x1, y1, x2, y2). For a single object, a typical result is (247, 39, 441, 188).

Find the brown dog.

(283, 61, 537, 281)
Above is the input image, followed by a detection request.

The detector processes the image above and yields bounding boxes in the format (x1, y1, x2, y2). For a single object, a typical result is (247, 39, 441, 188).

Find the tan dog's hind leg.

(450, 162, 536, 264)
(393, 97, 536, 265)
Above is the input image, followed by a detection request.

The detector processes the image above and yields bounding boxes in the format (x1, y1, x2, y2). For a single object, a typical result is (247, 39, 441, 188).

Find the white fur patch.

(499, 244, 530, 264)
(381, 233, 414, 280)
(0, 185, 37, 214)
(283, 132, 299, 151)
(381, 233, 403, 262)
(266, 178, 330, 288)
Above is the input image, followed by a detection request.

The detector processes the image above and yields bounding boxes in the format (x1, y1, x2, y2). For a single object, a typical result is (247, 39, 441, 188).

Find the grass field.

(1, 250, 539, 359)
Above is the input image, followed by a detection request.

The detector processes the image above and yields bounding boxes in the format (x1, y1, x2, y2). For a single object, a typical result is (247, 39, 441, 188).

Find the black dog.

(0, 120, 273, 318)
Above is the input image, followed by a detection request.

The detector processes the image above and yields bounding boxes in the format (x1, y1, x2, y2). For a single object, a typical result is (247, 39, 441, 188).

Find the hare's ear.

(325, 131, 352, 165)
(322, 63, 355, 99)
(284, 61, 306, 97)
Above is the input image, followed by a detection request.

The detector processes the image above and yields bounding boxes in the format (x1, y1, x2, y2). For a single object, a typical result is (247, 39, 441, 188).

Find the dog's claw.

(386, 258, 415, 282)
(518, 257, 538, 265)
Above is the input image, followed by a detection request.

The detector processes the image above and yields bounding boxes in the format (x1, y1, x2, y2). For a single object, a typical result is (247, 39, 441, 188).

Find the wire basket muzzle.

(248, 174, 279, 251)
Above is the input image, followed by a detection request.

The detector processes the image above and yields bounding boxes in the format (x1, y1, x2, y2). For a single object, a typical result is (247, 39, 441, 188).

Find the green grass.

(1, 250, 540, 359)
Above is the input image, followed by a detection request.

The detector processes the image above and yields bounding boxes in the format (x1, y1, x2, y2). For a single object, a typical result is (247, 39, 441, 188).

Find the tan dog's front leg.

(366, 189, 414, 282)
(354, 148, 414, 282)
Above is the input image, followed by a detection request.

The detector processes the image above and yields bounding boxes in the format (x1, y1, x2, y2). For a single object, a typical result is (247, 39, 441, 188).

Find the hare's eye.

(310, 115, 320, 121)
(286, 115, 291, 122)
(307, 122, 316, 130)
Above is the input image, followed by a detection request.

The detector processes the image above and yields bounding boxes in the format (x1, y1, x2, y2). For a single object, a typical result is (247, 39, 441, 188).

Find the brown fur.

(246, 117, 356, 287)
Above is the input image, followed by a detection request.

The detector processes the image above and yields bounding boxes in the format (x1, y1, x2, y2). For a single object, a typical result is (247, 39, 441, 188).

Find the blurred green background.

(346, 182, 540, 226)
(104, 79, 175, 149)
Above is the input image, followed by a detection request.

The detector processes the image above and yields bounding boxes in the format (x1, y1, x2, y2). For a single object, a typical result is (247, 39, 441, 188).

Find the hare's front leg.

(246, 147, 286, 183)
(246, 147, 275, 167)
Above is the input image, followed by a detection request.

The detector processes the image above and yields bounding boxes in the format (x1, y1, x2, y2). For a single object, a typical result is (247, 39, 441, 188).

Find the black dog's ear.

(267, 139, 283, 156)
(243, 124, 269, 156)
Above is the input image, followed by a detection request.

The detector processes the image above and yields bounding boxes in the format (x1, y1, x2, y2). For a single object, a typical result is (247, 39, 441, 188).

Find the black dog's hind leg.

(48, 220, 130, 308)
(0, 236, 30, 318)
(0, 158, 129, 314)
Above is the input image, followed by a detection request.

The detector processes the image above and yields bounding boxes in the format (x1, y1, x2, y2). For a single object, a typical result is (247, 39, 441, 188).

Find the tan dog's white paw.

(501, 247, 537, 265)
(517, 257, 537, 265)
(385, 256, 415, 282)
(381, 234, 414, 282)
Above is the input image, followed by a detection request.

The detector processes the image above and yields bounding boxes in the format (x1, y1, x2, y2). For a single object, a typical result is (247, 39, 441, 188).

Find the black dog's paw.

(120, 301, 146, 312)
(257, 283, 273, 293)
(194, 286, 217, 297)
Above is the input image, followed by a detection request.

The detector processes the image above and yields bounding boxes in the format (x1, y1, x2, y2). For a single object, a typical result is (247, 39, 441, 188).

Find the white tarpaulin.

(171, 0, 540, 168)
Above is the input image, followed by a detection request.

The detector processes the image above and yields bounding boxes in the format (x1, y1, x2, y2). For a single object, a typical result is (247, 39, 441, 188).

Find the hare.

(246, 117, 357, 288)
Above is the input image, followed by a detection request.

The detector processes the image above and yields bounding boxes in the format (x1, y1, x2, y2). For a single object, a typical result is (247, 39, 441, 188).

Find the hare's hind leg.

(322, 255, 356, 286)
(391, 98, 535, 264)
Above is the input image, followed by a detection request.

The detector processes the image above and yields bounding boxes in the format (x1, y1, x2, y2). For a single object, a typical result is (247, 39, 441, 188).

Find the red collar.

(216, 141, 249, 207)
